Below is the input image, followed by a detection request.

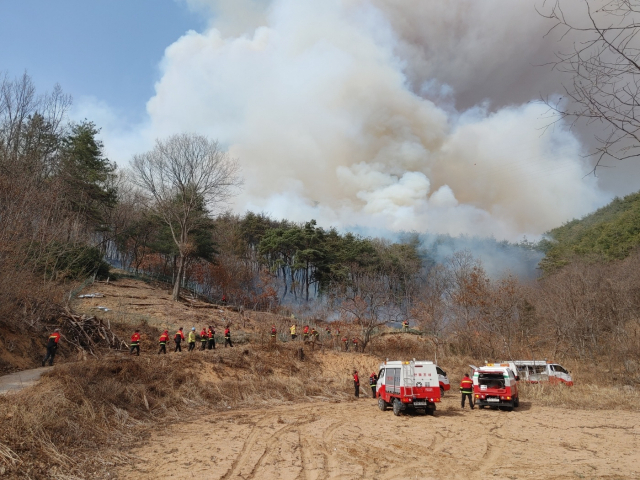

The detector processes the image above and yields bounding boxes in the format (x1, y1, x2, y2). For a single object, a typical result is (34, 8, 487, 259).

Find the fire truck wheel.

(378, 398, 388, 411)
(478, 405, 485, 409)
(440, 386, 444, 397)
(426, 406, 435, 416)
(392, 399, 402, 416)
(514, 396, 520, 408)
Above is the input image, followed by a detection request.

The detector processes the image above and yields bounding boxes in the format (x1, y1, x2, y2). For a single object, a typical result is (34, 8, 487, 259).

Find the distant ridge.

(540, 190, 640, 271)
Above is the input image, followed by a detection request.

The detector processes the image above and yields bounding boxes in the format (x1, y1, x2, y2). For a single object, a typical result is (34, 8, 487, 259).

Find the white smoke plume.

(140, 0, 609, 241)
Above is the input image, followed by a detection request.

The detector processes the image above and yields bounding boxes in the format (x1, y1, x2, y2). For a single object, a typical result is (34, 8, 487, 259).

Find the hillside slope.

(540, 190, 640, 271)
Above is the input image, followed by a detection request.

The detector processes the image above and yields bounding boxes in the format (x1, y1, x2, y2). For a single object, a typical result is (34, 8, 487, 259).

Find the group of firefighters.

(150, 326, 234, 355)
(271, 324, 365, 351)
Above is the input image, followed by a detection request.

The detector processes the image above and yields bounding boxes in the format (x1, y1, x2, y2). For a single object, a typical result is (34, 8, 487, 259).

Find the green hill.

(539, 190, 640, 271)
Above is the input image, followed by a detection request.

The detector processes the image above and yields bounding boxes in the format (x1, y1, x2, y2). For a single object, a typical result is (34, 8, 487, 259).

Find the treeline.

(0, 73, 116, 329)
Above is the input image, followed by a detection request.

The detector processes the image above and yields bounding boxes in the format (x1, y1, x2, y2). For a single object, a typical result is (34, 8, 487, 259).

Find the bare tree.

(131, 133, 241, 301)
(541, 0, 640, 169)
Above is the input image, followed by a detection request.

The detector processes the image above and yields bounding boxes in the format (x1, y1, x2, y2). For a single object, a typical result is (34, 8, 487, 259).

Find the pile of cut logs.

(58, 309, 127, 355)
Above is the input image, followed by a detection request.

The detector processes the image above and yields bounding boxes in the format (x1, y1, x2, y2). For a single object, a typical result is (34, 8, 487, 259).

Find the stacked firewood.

(58, 309, 128, 355)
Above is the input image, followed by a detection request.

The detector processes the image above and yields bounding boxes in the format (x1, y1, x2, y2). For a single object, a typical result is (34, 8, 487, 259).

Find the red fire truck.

(472, 363, 520, 411)
(376, 360, 441, 416)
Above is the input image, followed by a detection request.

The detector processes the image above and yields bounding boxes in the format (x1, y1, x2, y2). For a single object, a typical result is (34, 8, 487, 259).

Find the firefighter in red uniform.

(130, 329, 141, 356)
(271, 325, 277, 341)
(460, 373, 474, 409)
(42, 329, 61, 366)
(174, 327, 185, 352)
(207, 326, 215, 350)
(342, 336, 349, 351)
(158, 330, 169, 354)
(352, 337, 359, 352)
(303, 325, 310, 342)
(224, 326, 233, 347)
(369, 372, 378, 398)
(353, 370, 360, 397)
(200, 327, 208, 350)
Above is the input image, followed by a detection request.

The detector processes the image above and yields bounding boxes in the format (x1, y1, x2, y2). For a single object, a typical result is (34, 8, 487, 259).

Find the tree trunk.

(172, 253, 185, 301)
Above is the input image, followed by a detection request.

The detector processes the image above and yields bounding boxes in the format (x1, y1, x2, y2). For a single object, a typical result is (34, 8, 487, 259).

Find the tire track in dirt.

(246, 416, 318, 480)
(222, 413, 319, 480)
(474, 417, 507, 476)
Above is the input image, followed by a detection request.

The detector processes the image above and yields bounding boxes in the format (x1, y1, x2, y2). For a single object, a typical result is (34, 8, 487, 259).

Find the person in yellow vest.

(460, 373, 474, 409)
(187, 327, 197, 352)
(290, 324, 297, 340)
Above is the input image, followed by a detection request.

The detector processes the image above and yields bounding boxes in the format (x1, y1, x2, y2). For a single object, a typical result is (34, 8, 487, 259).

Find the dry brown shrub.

(519, 382, 639, 410)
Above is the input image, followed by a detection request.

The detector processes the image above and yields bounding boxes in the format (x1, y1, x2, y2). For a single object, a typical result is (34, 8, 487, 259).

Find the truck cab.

(472, 364, 519, 411)
(377, 360, 441, 416)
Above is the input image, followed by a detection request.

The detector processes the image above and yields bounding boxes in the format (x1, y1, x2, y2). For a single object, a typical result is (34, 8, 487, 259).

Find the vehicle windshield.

(551, 365, 568, 374)
(436, 366, 445, 376)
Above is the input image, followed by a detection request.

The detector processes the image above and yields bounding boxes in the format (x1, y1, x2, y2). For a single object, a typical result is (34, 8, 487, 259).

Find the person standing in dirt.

(129, 329, 141, 356)
(353, 370, 360, 397)
(369, 372, 378, 398)
(352, 337, 359, 352)
(342, 336, 349, 351)
(188, 327, 197, 352)
(460, 373, 474, 410)
(271, 325, 277, 342)
(224, 325, 233, 347)
(290, 324, 296, 340)
(303, 325, 309, 342)
(200, 327, 208, 350)
(207, 325, 216, 350)
(174, 327, 185, 352)
(42, 329, 61, 366)
(158, 330, 169, 354)
(402, 320, 409, 332)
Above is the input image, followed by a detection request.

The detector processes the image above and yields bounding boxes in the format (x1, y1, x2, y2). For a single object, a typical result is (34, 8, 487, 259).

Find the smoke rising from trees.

(118, 1, 613, 241)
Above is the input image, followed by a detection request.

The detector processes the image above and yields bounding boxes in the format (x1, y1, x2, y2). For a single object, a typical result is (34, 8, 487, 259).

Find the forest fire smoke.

(142, 0, 607, 241)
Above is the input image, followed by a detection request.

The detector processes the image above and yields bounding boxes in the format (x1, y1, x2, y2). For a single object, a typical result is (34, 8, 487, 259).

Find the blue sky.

(0, 0, 205, 122)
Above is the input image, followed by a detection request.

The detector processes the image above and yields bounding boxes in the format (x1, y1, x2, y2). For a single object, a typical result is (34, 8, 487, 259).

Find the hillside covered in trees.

(539, 190, 640, 272)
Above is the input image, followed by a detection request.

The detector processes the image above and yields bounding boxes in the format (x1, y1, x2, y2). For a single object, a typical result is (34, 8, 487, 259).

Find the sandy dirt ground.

(120, 395, 640, 480)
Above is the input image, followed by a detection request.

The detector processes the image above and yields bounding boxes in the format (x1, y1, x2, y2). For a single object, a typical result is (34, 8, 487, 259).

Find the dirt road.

(0, 367, 49, 395)
(121, 395, 640, 480)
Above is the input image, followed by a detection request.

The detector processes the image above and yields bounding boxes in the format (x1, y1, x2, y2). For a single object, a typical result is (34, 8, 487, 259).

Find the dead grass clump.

(519, 381, 639, 410)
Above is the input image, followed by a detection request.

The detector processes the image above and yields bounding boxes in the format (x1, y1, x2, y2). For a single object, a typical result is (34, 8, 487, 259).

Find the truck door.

(377, 368, 385, 396)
